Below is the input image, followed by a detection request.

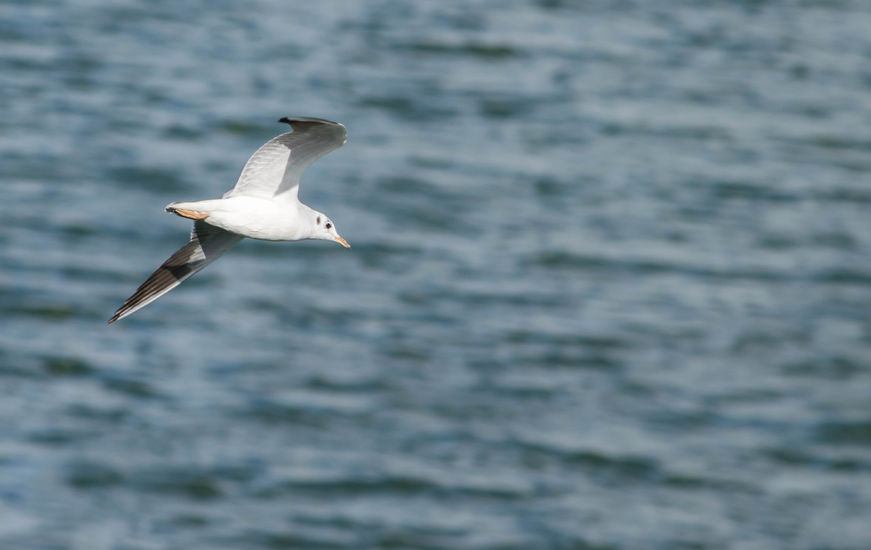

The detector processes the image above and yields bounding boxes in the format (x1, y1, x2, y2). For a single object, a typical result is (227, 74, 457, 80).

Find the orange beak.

(334, 236, 350, 248)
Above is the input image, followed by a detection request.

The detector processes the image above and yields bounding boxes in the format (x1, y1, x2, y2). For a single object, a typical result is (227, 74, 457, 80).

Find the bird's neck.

(297, 203, 320, 238)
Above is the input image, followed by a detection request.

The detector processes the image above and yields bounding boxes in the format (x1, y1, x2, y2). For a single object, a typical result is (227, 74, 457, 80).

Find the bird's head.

(310, 211, 350, 248)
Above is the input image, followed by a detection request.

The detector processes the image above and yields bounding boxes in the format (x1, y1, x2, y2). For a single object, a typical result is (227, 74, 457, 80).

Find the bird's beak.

(334, 236, 351, 248)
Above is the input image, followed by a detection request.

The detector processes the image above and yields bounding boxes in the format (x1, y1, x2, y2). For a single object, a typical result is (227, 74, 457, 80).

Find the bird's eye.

(316, 216, 321, 224)
(325, 222, 332, 229)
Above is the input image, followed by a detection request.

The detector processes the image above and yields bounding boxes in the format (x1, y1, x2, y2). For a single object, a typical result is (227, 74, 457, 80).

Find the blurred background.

(1, 0, 871, 548)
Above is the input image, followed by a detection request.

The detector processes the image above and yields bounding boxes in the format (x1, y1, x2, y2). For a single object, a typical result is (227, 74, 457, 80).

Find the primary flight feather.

(108, 116, 349, 324)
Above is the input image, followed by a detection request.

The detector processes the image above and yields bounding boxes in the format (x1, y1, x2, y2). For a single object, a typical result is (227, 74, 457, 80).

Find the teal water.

(2, 1, 871, 548)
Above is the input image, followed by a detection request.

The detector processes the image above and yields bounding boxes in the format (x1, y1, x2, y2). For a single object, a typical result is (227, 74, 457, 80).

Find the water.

(2, 1, 871, 548)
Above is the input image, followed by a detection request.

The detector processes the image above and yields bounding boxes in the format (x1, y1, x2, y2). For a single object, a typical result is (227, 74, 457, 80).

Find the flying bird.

(108, 116, 350, 324)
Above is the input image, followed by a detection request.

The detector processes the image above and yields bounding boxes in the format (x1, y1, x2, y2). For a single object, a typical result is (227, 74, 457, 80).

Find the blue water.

(2, 1, 871, 548)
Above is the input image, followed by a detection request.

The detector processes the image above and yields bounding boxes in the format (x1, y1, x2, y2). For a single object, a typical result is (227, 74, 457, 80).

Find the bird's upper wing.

(108, 221, 243, 324)
(223, 117, 346, 202)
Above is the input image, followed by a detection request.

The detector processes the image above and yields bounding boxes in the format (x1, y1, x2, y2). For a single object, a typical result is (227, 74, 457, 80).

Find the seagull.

(108, 116, 350, 324)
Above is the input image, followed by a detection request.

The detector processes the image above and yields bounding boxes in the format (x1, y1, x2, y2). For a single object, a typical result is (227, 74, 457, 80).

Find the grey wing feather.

(108, 221, 243, 324)
(223, 117, 346, 202)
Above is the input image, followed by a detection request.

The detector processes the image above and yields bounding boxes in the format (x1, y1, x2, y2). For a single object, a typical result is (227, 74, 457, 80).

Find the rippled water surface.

(2, 1, 871, 548)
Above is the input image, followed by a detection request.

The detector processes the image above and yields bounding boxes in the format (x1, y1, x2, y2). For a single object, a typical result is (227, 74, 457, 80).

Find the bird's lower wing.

(108, 221, 243, 324)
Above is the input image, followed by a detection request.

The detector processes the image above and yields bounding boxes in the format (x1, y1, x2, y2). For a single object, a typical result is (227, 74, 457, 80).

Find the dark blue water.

(2, 1, 871, 548)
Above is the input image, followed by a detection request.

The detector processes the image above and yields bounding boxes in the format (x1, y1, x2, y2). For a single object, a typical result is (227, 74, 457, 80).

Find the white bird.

(108, 116, 350, 324)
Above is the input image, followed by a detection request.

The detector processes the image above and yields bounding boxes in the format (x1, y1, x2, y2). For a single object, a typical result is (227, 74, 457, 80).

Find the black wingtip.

(277, 116, 340, 127)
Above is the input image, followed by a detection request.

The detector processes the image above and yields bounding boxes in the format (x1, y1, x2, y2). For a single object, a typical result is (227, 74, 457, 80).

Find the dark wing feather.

(108, 221, 243, 324)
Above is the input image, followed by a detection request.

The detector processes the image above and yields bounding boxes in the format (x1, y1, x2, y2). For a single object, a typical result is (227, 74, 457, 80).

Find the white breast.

(205, 196, 308, 241)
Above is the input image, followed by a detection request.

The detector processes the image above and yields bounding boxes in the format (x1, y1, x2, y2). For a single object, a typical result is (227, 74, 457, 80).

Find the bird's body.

(108, 116, 350, 324)
(167, 196, 316, 241)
